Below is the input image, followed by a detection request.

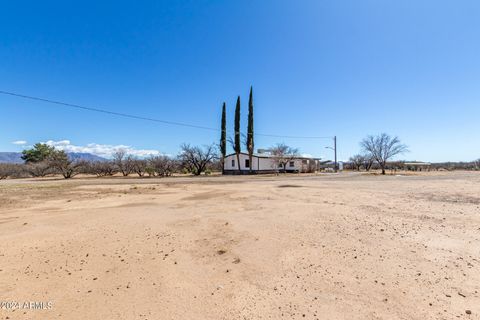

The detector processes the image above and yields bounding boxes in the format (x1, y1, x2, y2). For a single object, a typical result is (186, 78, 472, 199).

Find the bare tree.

(178, 144, 217, 176)
(132, 159, 147, 177)
(48, 150, 85, 179)
(208, 159, 223, 173)
(362, 154, 374, 171)
(112, 150, 126, 175)
(0, 164, 21, 179)
(25, 161, 52, 177)
(148, 155, 176, 177)
(86, 161, 117, 177)
(112, 150, 134, 176)
(349, 154, 364, 171)
(363, 156, 374, 172)
(361, 133, 408, 175)
(0, 165, 9, 179)
(124, 155, 135, 175)
(270, 143, 299, 173)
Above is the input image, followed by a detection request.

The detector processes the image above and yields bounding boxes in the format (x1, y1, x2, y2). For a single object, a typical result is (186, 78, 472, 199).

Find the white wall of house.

(224, 153, 258, 171)
(258, 157, 276, 171)
(275, 158, 314, 172)
(224, 153, 318, 172)
(224, 153, 279, 171)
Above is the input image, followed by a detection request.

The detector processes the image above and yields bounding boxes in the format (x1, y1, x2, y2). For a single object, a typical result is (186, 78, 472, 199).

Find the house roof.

(224, 152, 321, 160)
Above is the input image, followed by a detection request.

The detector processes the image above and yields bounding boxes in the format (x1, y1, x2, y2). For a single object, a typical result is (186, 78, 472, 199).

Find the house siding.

(223, 153, 319, 174)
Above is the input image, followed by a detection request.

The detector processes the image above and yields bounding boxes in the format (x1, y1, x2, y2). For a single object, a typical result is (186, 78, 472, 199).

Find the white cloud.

(12, 140, 27, 145)
(300, 153, 314, 158)
(42, 140, 160, 158)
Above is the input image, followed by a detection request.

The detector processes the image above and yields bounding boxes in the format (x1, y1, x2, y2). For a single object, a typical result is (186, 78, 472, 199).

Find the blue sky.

(1, 0, 479, 162)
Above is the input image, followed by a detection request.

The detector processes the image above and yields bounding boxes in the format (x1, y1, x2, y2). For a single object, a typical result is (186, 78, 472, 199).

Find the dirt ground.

(0, 171, 479, 320)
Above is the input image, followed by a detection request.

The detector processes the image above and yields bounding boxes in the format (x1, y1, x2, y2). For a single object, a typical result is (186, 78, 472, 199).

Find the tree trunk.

(236, 153, 241, 172)
(249, 154, 253, 174)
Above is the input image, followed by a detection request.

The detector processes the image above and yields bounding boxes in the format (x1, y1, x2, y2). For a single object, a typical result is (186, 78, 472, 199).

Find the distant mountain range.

(0, 152, 106, 164)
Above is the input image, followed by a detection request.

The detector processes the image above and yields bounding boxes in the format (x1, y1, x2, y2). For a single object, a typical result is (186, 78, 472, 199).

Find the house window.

(245, 159, 250, 168)
(302, 160, 308, 165)
(231, 159, 235, 167)
(289, 161, 295, 167)
(278, 163, 283, 168)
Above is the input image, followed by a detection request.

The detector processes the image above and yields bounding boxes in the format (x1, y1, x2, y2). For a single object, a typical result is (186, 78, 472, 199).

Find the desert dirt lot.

(0, 172, 479, 320)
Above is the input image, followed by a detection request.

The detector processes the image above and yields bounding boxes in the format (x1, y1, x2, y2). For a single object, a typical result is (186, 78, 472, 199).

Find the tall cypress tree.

(246, 86, 254, 172)
(234, 96, 241, 171)
(220, 102, 227, 174)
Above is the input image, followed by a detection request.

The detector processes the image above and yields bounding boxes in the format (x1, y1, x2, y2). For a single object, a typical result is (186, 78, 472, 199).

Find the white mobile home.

(223, 152, 320, 174)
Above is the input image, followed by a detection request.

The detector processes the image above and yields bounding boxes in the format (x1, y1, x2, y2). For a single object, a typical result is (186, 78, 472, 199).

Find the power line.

(0, 90, 218, 131)
(0, 90, 333, 140)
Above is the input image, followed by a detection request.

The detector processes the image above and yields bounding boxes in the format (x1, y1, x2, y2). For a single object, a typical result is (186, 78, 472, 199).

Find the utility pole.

(334, 135, 337, 172)
(325, 135, 338, 173)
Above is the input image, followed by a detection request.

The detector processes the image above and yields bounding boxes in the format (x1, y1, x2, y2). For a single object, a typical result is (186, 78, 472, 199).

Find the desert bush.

(208, 159, 222, 172)
(148, 155, 177, 177)
(145, 166, 156, 177)
(25, 161, 52, 177)
(0, 164, 11, 179)
(430, 161, 479, 171)
(0, 163, 26, 179)
(85, 161, 117, 177)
